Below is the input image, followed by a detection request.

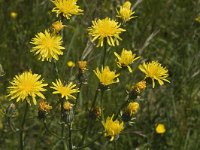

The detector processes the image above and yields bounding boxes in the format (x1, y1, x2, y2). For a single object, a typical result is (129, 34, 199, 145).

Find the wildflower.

(67, 61, 75, 67)
(30, 30, 65, 62)
(39, 100, 52, 112)
(8, 71, 47, 105)
(139, 61, 170, 88)
(52, 0, 83, 19)
(117, 1, 136, 22)
(51, 79, 79, 100)
(133, 80, 146, 94)
(63, 101, 74, 111)
(102, 115, 124, 141)
(94, 66, 119, 86)
(10, 12, 17, 19)
(127, 102, 139, 116)
(88, 18, 125, 47)
(155, 123, 166, 134)
(114, 49, 140, 72)
(52, 20, 65, 33)
(78, 61, 87, 72)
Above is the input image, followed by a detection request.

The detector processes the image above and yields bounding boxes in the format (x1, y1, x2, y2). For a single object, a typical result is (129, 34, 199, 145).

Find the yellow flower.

(63, 101, 73, 111)
(8, 71, 48, 105)
(67, 61, 75, 67)
(52, 0, 83, 19)
(52, 20, 65, 32)
(10, 12, 17, 19)
(78, 61, 87, 72)
(117, 1, 136, 22)
(30, 30, 65, 62)
(139, 61, 170, 88)
(51, 79, 79, 100)
(114, 49, 140, 72)
(195, 15, 200, 23)
(155, 123, 166, 134)
(133, 80, 146, 94)
(39, 99, 52, 112)
(94, 66, 119, 86)
(127, 102, 139, 116)
(88, 18, 125, 47)
(102, 115, 124, 141)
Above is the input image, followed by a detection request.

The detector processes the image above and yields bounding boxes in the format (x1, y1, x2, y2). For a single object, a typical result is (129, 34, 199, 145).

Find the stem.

(100, 89, 105, 120)
(60, 99, 66, 150)
(68, 123, 73, 150)
(43, 120, 61, 139)
(114, 96, 129, 120)
(90, 84, 100, 111)
(102, 43, 107, 66)
(19, 101, 29, 150)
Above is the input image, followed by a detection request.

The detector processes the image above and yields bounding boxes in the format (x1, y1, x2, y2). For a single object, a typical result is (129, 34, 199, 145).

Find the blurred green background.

(0, 0, 200, 149)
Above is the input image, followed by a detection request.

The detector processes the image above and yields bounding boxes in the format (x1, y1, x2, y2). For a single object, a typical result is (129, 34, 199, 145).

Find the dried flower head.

(102, 115, 124, 141)
(8, 71, 47, 105)
(39, 99, 52, 112)
(88, 17, 125, 47)
(117, 1, 136, 22)
(51, 79, 79, 100)
(155, 123, 166, 134)
(134, 80, 146, 94)
(139, 61, 170, 88)
(52, 20, 65, 33)
(127, 102, 139, 116)
(63, 101, 73, 111)
(52, 0, 83, 19)
(78, 61, 87, 72)
(30, 30, 65, 62)
(114, 49, 140, 72)
(94, 66, 119, 86)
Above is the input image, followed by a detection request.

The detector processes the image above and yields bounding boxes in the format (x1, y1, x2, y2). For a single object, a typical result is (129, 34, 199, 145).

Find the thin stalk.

(19, 101, 29, 150)
(43, 120, 61, 139)
(100, 89, 105, 120)
(102, 43, 107, 66)
(60, 99, 66, 150)
(68, 123, 73, 150)
(114, 96, 129, 120)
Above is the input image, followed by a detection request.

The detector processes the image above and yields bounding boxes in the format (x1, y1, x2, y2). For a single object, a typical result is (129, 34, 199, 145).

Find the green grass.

(0, 0, 200, 149)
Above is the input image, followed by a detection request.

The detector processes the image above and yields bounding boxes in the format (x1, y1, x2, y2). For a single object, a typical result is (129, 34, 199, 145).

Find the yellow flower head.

(30, 30, 65, 62)
(139, 61, 170, 88)
(52, 0, 83, 19)
(10, 12, 17, 19)
(63, 101, 73, 111)
(102, 115, 124, 141)
(117, 1, 136, 22)
(155, 123, 166, 134)
(134, 80, 146, 94)
(127, 102, 139, 116)
(94, 66, 119, 86)
(88, 18, 125, 47)
(78, 61, 87, 72)
(51, 79, 79, 100)
(52, 20, 65, 33)
(114, 49, 140, 72)
(8, 71, 48, 105)
(67, 61, 75, 67)
(39, 99, 52, 112)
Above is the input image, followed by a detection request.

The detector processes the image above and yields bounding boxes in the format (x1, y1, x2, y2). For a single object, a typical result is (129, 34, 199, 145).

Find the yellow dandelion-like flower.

(133, 80, 146, 94)
(39, 99, 52, 112)
(127, 102, 139, 116)
(155, 123, 166, 134)
(139, 61, 170, 88)
(195, 15, 200, 23)
(52, 20, 65, 33)
(30, 30, 65, 62)
(94, 66, 119, 86)
(102, 115, 124, 141)
(10, 12, 17, 19)
(117, 1, 136, 22)
(114, 48, 140, 72)
(52, 0, 83, 19)
(88, 17, 125, 47)
(8, 71, 48, 105)
(51, 79, 79, 100)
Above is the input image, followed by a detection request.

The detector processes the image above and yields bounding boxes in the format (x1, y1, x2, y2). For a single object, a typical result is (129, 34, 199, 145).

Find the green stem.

(68, 123, 73, 150)
(102, 43, 107, 66)
(19, 101, 29, 150)
(100, 89, 105, 120)
(60, 99, 66, 150)
(114, 96, 129, 120)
